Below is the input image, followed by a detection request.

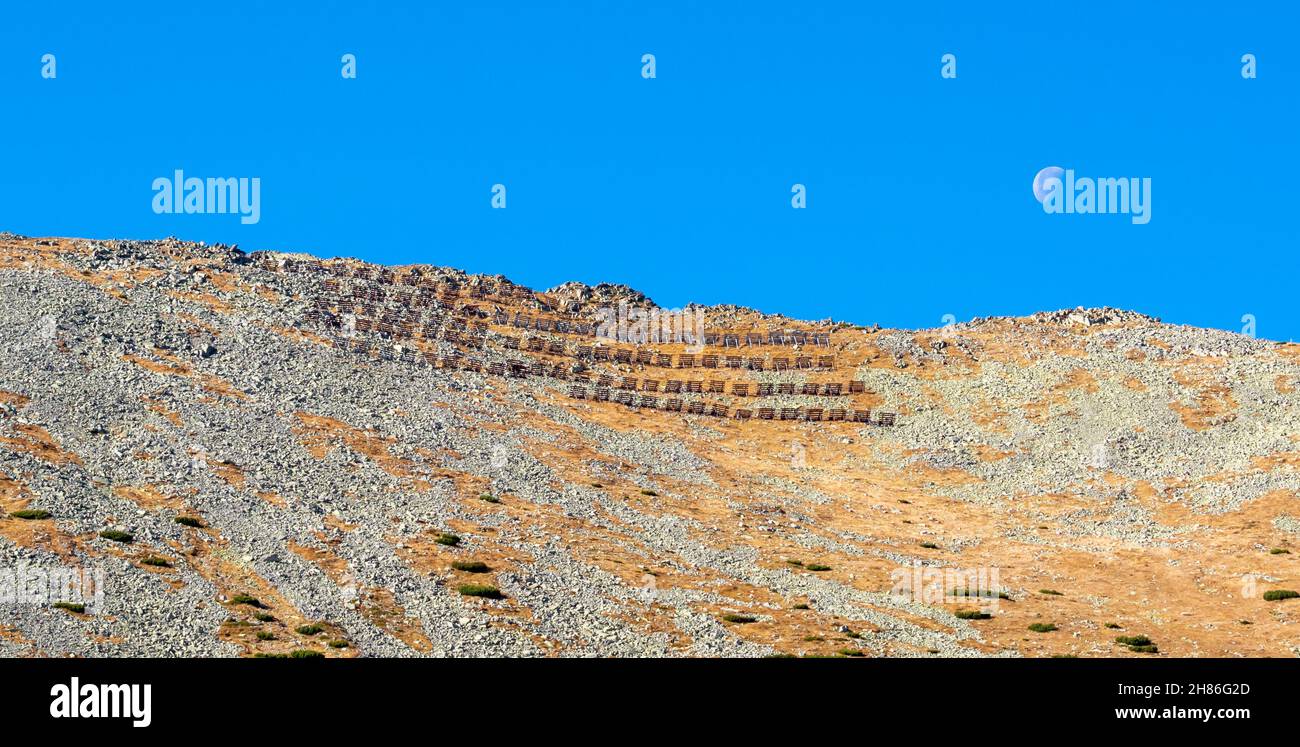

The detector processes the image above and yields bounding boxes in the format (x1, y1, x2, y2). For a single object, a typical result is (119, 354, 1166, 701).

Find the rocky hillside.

(1, 233, 1298, 658)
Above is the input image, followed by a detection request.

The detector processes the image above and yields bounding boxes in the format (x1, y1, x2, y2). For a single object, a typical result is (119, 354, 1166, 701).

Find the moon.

(1033, 166, 1065, 203)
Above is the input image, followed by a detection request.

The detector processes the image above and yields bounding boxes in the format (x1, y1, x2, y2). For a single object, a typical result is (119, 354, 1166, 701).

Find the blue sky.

(2, 2, 1296, 338)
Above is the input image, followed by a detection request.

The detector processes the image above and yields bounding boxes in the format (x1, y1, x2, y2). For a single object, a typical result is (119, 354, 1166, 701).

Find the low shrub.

(10, 509, 51, 520)
(174, 516, 205, 528)
(1263, 589, 1299, 602)
(451, 560, 491, 573)
(955, 609, 991, 620)
(295, 623, 324, 635)
(1028, 622, 1058, 633)
(230, 594, 264, 608)
(1115, 635, 1152, 647)
(53, 601, 85, 613)
(141, 556, 171, 567)
(98, 529, 133, 543)
(434, 532, 461, 546)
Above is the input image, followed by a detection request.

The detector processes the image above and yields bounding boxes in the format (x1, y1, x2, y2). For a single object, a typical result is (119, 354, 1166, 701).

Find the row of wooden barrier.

(259, 254, 521, 299)
(586, 375, 866, 397)
(566, 386, 896, 425)
(495, 310, 832, 347)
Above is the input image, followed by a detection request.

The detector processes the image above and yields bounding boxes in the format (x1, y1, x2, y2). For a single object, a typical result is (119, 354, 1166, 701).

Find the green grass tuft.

(838, 649, 865, 657)
(10, 509, 51, 520)
(639, 489, 658, 496)
(256, 631, 275, 641)
(141, 556, 172, 567)
(457, 584, 504, 599)
(253, 612, 275, 622)
(955, 609, 991, 620)
(792, 603, 810, 610)
(328, 640, 349, 649)
(434, 532, 461, 546)
(479, 493, 501, 504)
(53, 601, 85, 613)
(230, 594, 264, 608)
(289, 649, 324, 659)
(721, 613, 756, 624)
(805, 563, 832, 572)
(1270, 547, 1291, 555)
(1028, 622, 1058, 633)
(98, 529, 133, 543)
(1263, 589, 1299, 601)
(919, 541, 940, 549)
(1038, 589, 1063, 596)
(174, 515, 205, 528)
(451, 560, 491, 573)
(295, 623, 324, 635)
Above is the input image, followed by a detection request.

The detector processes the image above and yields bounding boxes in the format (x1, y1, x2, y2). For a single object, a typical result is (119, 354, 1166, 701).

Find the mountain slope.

(1, 233, 1298, 657)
